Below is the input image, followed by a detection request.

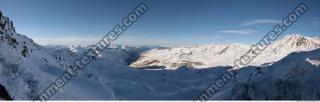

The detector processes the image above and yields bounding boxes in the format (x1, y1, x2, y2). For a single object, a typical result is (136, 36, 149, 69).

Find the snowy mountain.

(130, 34, 320, 69)
(0, 11, 115, 100)
(1, 10, 320, 100)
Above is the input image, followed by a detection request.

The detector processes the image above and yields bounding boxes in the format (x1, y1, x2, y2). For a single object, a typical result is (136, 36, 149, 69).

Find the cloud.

(242, 19, 281, 26)
(32, 36, 174, 46)
(219, 29, 257, 35)
(33, 37, 100, 46)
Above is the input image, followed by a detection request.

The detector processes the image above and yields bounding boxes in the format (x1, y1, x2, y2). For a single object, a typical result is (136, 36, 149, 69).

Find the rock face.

(0, 9, 51, 100)
(0, 12, 13, 100)
(0, 84, 12, 100)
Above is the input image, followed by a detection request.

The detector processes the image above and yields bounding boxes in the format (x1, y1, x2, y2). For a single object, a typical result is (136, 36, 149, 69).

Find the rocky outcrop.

(0, 84, 12, 100)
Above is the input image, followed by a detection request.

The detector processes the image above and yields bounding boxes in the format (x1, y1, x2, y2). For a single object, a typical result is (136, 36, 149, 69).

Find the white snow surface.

(210, 48, 320, 100)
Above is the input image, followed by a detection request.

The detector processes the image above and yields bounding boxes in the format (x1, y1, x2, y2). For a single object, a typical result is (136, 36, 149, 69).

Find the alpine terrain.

(0, 10, 320, 100)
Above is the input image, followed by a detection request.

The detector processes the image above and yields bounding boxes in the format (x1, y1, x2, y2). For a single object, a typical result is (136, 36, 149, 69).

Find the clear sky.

(0, 0, 319, 46)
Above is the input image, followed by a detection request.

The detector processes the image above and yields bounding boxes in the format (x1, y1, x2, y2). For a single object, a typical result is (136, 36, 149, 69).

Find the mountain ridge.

(130, 34, 320, 69)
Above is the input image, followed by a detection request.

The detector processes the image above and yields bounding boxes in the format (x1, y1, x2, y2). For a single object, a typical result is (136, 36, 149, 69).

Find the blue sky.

(0, 0, 319, 46)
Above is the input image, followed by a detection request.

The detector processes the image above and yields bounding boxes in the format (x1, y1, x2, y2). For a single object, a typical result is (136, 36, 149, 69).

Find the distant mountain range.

(130, 34, 320, 69)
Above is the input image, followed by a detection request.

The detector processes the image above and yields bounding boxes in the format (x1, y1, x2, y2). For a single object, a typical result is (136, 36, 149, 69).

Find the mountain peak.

(282, 34, 307, 41)
(281, 34, 320, 42)
(0, 11, 16, 33)
(274, 34, 320, 48)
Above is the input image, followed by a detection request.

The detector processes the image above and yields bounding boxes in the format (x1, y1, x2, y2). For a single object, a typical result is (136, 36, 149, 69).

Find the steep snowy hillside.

(209, 48, 320, 100)
(0, 11, 115, 100)
(130, 34, 320, 69)
(251, 34, 320, 66)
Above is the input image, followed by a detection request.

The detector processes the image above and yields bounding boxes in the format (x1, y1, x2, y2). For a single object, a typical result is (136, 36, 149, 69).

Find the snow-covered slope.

(44, 42, 233, 100)
(41, 42, 320, 100)
(0, 11, 115, 100)
(210, 48, 320, 100)
(48, 43, 320, 100)
(130, 34, 320, 69)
